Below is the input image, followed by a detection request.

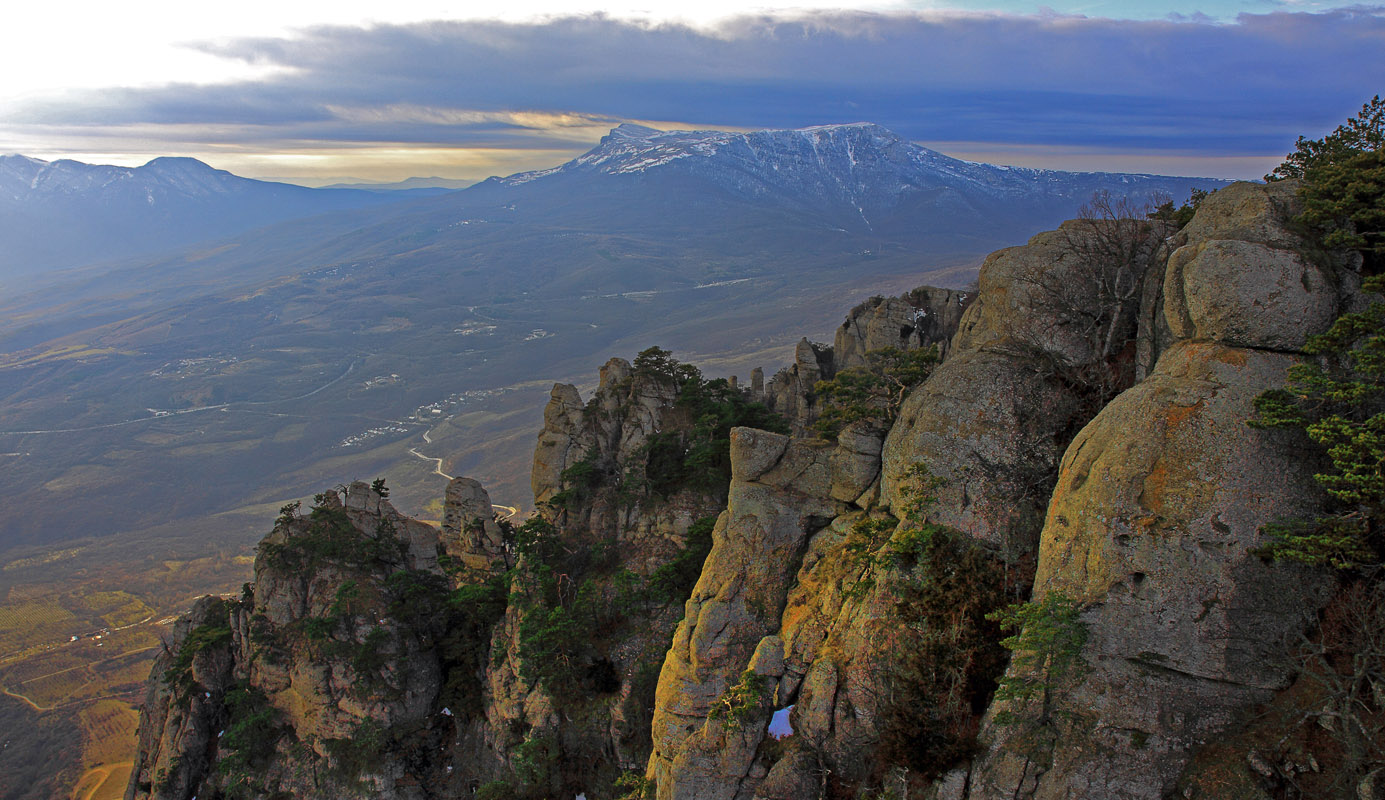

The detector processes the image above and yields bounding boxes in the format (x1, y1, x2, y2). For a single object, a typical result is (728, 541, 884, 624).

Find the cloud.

(6, 7, 1383, 178)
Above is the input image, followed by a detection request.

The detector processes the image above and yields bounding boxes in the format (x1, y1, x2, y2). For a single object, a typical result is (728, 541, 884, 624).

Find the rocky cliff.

(128, 180, 1372, 800)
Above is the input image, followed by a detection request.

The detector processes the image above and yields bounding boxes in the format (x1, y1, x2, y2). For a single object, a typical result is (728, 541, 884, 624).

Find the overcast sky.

(1, 0, 1379, 183)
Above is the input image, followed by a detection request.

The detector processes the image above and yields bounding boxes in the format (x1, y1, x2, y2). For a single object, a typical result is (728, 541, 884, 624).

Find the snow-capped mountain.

(1, 123, 1227, 285)
(483, 122, 1226, 237)
(0, 156, 414, 278)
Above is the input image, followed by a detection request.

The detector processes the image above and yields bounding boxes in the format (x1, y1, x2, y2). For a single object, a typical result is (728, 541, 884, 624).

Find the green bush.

(439, 575, 510, 714)
(215, 682, 284, 797)
(558, 347, 788, 510)
(822, 466, 1017, 778)
(1268, 95, 1383, 182)
(614, 772, 656, 800)
(643, 515, 718, 606)
(985, 592, 1088, 772)
(511, 730, 561, 795)
(1146, 188, 1209, 230)
(709, 670, 770, 726)
(258, 492, 406, 572)
(814, 346, 939, 439)
(872, 470, 1012, 778)
(1251, 274, 1385, 569)
(323, 718, 387, 783)
(475, 780, 520, 800)
(1269, 95, 1384, 274)
(163, 608, 232, 688)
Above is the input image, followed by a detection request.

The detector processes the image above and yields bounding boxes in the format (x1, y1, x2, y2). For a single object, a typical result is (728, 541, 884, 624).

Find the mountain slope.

(467, 121, 1221, 240)
(0, 124, 1229, 554)
(0, 155, 418, 278)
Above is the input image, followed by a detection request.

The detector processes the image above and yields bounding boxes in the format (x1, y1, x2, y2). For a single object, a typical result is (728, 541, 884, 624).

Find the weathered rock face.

(647, 181, 1363, 800)
(879, 348, 1078, 556)
(441, 477, 509, 581)
(833, 288, 972, 370)
(127, 596, 238, 800)
(880, 219, 1163, 556)
(650, 428, 840, 800)
(531, 383, 586, 507)
(760, 338, 834, 436)
(759, 286, 974, 435)
(968, 181, 1347, 800)
(129, 484, 469, 800)
(647, 214, 1172, 800)
(531, 356, 681, 525)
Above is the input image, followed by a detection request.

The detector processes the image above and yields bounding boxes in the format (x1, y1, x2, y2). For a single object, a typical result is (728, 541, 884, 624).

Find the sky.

(0, 0, 1380, 183)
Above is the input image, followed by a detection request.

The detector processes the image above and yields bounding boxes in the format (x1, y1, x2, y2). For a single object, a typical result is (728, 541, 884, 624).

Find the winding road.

(407, 428, 519, 520)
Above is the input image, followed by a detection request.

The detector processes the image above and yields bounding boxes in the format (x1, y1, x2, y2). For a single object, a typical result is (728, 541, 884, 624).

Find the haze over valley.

(0, 2, 1380, 798)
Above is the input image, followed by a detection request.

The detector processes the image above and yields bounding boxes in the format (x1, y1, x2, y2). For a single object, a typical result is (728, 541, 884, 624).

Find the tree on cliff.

(1252, 97, 1385, 569)
(813, 345, 939, 438)
(1249, 99, 1385, 794)
(1268, 95, 1384, 182)
(1269, 95, 1385, 274)
(1013, 191, 1167, 404)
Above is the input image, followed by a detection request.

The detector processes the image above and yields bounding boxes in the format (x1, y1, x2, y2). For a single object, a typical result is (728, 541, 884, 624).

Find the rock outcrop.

(969, 180, 1351, 799)
(129, 484, 470, 800)
(130, 353, 743, 800)
(758, 286, 974, 435)
(129, 180, 1367, 800)
(649, 429, 839, 800)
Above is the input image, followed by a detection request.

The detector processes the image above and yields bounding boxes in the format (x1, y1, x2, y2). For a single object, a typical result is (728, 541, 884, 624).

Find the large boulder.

(1163, 180, 1347, 353)
(969, 180, 1349, 800)
(440, 477, 508, 579)
(879, 347, 1078, 556)
(531, 382, 587, 505)
(971, 341, 1332, 800)
(832, 287, 972, 369)
(650, 429, 839, 800)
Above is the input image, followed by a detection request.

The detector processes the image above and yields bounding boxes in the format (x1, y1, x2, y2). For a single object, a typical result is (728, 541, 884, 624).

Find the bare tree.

(1009, 191, 1170, 404)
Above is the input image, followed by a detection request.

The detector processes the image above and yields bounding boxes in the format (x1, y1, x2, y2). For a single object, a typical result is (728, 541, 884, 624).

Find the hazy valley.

(0, 122, 1223, 800)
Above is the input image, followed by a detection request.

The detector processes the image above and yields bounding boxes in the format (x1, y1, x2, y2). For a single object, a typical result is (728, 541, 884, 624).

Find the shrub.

(614, 772, 656, 800)
(709, 670, 770, 726)
(814, 346, 939, 439)
(163, 608, 232, 688)
(559, 347, 788, 509)
(1250, 274, 1385, 569)
(985, 592, 1088, 775)
(643, 515, 718, 606)
(258, 492, 405, 572)
(1146, 188, 1209, 230)
(215, 682, 284, 796)
(323, 718, 387, 783)
(827, 465, 1018, 779)
(475, 780, 519, 800)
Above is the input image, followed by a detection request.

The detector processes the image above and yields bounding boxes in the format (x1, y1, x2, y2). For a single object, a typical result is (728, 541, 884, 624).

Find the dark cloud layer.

(16, 7, 1385, 159)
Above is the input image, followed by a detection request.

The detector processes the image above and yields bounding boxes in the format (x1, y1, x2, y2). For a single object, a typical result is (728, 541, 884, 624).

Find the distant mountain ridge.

(0, 154, 415, 279)
(486, 122, 1226, 237)
(318, 176, 473, 193)
(0, 125, 1229, 284)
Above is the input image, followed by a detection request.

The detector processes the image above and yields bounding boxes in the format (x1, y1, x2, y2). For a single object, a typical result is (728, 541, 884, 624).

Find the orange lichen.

(1140, 461, 1170, 513)
(1164, 400, 1204, 430)
(1212, 346, 1249, 367)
